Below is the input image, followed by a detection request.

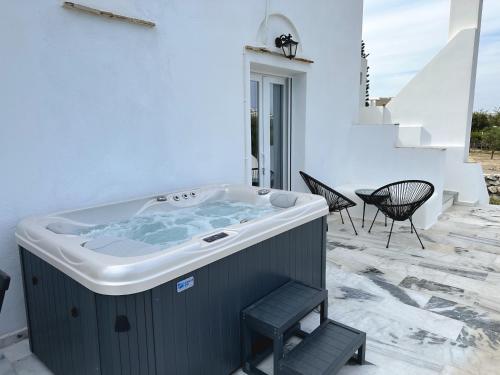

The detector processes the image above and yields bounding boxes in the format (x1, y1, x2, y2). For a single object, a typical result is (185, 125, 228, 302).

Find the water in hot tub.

(82, 200, 281, 248)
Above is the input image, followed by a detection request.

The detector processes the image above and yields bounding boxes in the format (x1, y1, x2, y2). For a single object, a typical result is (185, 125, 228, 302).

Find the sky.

(363, 0, 500, 112)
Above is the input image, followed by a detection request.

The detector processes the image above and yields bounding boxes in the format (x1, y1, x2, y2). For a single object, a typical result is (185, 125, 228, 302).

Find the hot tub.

(17, 184, 328, 375)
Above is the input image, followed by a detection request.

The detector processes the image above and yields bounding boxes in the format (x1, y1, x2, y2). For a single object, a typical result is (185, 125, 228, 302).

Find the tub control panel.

(203, 232, 229, 243)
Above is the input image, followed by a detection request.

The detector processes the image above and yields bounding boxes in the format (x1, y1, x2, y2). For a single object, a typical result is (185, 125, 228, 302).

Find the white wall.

(449, 0, 483, 40)
(301, 0, 364, 187)
(359, 104, 384, 125)
(443, 147, 490, 204)
(359, 57, 368, 107)
(0, 0, 363, 337)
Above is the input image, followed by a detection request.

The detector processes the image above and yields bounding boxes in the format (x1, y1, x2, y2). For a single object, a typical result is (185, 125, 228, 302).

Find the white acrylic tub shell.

(16, 185, 328, 295)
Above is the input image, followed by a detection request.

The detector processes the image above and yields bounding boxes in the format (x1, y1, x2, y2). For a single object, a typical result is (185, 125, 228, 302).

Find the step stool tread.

(242, 281, 327, 331)
(280, 320, 365, 375)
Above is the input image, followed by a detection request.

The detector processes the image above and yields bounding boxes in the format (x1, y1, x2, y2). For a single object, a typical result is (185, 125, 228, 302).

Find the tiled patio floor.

(322, 204, 500, 375)
(1, 205, 500, 375)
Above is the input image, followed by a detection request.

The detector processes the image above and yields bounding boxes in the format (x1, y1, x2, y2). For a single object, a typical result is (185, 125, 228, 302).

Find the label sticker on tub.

(177, 276, 194, 293)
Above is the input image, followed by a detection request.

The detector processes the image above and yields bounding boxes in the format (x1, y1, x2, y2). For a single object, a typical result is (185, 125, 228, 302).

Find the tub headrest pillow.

(46, 222, 87, 235)
(270, 193, 297, 209)
(83, 237, 161, 257)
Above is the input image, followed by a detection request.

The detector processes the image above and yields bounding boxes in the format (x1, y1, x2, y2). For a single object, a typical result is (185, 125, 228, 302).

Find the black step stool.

(241, 281, 366, 375)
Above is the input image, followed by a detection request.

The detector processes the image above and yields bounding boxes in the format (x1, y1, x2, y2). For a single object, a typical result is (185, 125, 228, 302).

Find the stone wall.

(485, 174, 500, 200)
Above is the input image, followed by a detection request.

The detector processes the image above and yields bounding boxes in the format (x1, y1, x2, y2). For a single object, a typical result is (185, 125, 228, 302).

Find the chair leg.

(345, 208, 358, 236)
(357, 343, 366, 365)
(385, 215, 387, 227)
(339, 210, 345, 224)
(273, 334, 284, 375)
(368, 209, 379, 233)
(320, 300, 328, 324)
(410, 216, 413, 233)
(409, 218, 425, 250)
(386, 220, 395, 248)
(241, 319, 252, 372)
(362, 202, 366, 228)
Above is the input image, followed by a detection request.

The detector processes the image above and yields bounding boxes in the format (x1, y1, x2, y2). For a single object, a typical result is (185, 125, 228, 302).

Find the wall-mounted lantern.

(275, 34, 298, 59)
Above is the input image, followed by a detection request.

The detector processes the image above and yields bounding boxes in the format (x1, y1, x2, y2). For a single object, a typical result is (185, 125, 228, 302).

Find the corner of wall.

(449, 0, 483, 41)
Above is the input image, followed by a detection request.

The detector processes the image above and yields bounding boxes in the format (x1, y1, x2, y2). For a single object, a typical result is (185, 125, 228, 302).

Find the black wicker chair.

(0, 269, 10, 313)
(368, 180, 434, 249)
(300, 171, 358, 235)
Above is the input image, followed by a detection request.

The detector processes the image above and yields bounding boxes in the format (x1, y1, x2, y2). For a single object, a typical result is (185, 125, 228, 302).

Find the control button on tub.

(203, 232, 229, 243)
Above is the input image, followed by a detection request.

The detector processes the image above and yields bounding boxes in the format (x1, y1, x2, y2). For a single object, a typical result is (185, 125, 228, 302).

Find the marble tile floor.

(2, 205, 500, 375)
(322, 205, 500, 375)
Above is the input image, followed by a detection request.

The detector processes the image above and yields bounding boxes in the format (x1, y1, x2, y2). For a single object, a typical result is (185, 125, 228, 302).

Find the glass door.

(263, 76, 288, 189)
(250, 74, 289, 190)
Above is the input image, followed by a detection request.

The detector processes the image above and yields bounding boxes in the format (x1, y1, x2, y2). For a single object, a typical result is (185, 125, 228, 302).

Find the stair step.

(442, 191, 458, 204)
(280, 320, 366, 375)
(242, 281, 327, 336)
(442, 190, 458, 212)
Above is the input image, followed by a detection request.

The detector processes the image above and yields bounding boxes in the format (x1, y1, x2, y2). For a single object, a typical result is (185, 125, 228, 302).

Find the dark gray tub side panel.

(150, 217, 325, 375)
(20, 217, 326, 375)
(20, 248, 101, 375)
(321, 216, 327, 289)
(95, 291, 157, 375)
(19, 248, 35, 354)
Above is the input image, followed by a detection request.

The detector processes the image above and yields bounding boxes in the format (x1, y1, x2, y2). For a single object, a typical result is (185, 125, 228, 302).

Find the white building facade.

(0, 0, 486, 343)
(0, 0, 364, 338)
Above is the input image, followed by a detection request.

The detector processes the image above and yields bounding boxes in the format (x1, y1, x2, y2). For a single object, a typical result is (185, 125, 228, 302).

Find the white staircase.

(355, 0, 489, 209)
(396, 124, 424, 147)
